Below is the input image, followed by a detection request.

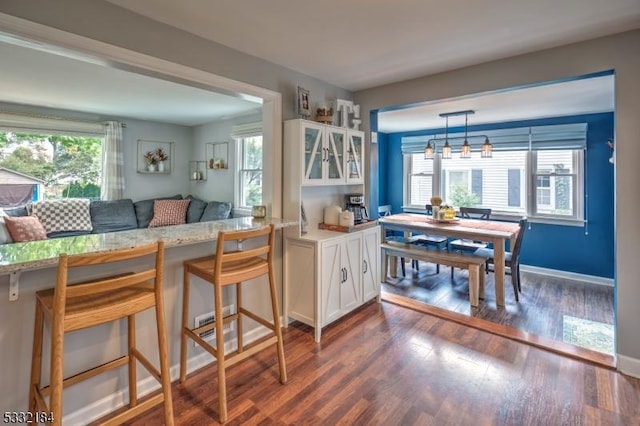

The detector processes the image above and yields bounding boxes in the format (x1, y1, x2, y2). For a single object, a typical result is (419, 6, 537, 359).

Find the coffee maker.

(345, 194, 368, 224)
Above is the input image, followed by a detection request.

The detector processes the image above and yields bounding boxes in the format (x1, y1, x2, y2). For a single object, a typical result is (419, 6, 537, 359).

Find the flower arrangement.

(155, 147, 169, 162)
(143, 151, 158, 165)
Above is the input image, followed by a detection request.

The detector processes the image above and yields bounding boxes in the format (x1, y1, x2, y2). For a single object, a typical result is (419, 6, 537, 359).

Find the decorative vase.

(147, 164, 156, 172)
(157, 161, 165, 172)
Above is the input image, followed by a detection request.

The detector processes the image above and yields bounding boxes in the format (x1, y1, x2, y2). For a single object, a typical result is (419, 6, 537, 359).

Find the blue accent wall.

(379, 113, 615, 278)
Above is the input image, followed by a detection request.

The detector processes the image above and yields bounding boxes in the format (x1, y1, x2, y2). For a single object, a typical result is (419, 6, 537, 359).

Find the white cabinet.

(285, 119, 365, 186)
(320, 233, 362, 324)
(284, 226, 380, 342)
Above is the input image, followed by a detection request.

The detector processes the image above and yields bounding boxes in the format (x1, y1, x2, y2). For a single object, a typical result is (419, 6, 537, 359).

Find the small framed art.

(297, 86, 311, 118)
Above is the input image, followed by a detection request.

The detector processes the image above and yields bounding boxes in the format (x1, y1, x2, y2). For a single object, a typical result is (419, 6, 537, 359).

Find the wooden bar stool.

(28, 242, 174, 426)
(180, 224, 287, 423)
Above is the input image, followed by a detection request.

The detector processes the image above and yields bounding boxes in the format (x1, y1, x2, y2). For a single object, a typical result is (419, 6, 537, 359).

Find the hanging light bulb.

(460, 140, 471, 158)
(460, 112, 471, 158)
(441, 116, 452, 159)
(442, 141, 452, 159)
(424, 141, 434, 159)
(481, 137, 493, 158)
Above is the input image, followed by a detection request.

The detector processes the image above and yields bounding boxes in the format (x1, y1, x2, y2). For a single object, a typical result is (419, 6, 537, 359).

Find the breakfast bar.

(0, 217, 296, 422)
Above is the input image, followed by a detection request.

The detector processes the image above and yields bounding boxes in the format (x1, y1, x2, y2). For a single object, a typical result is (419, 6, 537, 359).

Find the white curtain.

(101, 121, 124, 200)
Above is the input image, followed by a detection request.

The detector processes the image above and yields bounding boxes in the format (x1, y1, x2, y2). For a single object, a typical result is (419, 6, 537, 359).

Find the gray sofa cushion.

(186, 195, 207, 223)
(4, 206, 28, 217)
(48, 230, 92, 238)
(133, 194, 182, 228)
(200, 201, 232, 222)
(90, 199, 138, 234)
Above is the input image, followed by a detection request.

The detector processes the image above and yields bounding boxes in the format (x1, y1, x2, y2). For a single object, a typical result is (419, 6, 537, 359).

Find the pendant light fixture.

(423, 110, 493, 159)
(481, 136, 493, 158)
(441, 115, 452, 159)
(460, 112, 471, 159)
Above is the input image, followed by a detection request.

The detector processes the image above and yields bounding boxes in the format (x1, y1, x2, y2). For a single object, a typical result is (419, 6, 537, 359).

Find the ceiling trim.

(0, 12, 283, 217)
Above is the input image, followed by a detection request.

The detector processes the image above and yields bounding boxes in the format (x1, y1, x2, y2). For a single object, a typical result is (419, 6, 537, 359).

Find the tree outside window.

(0, 131, 102, 200)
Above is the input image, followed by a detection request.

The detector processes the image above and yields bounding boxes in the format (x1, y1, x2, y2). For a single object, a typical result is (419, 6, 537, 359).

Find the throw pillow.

(90, 199, 138, 234)
(31, 199, 93, 234)
(4, 215, 48, 242)
(200, 201, 232, 222)
(0, 217, 13, 244)
(148, 199, 191, 227)
(185, 195, 207, 223)
(133, 194, 182, 228)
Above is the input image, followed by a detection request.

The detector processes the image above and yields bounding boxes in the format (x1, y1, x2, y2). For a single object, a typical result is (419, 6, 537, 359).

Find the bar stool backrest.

(54, 241, 164, 316)
(214, 224, 275, 286)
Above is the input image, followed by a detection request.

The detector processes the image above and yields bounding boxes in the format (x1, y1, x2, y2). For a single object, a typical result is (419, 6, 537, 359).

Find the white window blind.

(231, 122, 262, 139)
(0, 112, 104, 136)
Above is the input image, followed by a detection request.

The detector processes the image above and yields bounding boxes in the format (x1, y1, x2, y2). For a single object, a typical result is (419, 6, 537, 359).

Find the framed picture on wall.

(137, 140, 174, 173)
(297, 86, 311, 118)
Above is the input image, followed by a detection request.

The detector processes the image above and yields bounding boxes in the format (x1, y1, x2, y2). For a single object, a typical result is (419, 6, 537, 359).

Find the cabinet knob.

(363, 259, 368, 274)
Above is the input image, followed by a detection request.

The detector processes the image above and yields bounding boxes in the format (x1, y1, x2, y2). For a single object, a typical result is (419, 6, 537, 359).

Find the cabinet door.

(340, 234, 362, 313)
(362, 227, 380, 301)
(302, 122, 326, 185)
(326, 127, 346, 183)
(320, 239, 343, 325)
(346, 130, 365, 184)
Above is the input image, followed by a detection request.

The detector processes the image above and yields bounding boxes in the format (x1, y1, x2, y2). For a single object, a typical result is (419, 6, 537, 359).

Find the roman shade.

(401, 123, 588, 154)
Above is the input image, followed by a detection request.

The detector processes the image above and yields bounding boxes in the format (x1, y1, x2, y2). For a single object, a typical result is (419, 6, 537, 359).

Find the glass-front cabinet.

(302, 121, 347, 185)
(299, 120, 363, 186)
(346, 131, 364, 184)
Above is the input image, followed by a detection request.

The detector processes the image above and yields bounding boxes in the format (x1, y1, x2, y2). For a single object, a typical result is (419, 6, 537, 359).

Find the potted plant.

(144, 150, 158, 172)
(155, 147, 169, 172)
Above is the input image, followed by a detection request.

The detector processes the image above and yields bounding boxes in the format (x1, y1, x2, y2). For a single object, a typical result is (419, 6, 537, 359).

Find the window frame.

(402, 149, 585, 225)
(234, 134, 263, 213)
(403, 153, 439, 210)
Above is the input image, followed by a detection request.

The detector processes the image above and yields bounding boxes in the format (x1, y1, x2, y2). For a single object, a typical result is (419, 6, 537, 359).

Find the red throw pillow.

(4, 215, 48, 242)
(148, 199, 191, 227)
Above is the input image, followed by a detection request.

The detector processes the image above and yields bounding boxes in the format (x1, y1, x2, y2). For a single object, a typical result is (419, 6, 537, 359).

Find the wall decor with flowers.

(137, 140, 174, 173)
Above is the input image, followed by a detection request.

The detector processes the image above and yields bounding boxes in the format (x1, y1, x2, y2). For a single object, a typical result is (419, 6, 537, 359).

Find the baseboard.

(64, 324, 276, 425)
(520, 264, 614, 287)
(617, 354, 640, 379)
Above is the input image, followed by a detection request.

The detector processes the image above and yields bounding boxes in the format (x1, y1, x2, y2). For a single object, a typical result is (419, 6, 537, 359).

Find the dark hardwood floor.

(121, 301, 638, 425)
(382, 260, 615, 353)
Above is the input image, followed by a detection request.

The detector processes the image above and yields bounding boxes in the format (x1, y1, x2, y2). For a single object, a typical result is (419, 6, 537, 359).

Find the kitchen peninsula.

(0, 216, 296, 424)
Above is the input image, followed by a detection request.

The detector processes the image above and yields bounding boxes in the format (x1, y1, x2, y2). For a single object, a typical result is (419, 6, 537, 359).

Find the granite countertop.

(0, 217, 298, 274)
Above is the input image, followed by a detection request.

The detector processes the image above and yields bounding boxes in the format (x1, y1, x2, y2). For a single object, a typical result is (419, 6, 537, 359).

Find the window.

(403, 148, 583, 222)
(237, 135, 263, 208)
(532, 150, 578, 218)
(0, 130, 103, 207)
(406, 153, 433, 208)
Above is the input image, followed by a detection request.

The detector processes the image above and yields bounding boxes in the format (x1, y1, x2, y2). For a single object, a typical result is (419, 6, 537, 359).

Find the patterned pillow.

(32, 199, 93, 234)
(4, 216, 48, 242)
(148, 199, 191, 227)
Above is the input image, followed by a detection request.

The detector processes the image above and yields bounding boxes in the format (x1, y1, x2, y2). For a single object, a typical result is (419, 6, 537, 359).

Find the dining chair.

(409, 204, 448, 273)
(449, 207, 492, 278)
(474, 218, 527, 301)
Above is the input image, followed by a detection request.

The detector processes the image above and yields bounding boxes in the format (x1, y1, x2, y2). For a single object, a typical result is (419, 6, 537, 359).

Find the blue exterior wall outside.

(378, 112, 615, 278)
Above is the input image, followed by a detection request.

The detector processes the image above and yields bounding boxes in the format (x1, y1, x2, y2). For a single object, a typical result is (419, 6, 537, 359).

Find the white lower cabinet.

(284, 226, 380, 342)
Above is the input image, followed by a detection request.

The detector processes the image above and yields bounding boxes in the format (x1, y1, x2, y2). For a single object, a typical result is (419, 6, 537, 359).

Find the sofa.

(0, 194, 233, 244)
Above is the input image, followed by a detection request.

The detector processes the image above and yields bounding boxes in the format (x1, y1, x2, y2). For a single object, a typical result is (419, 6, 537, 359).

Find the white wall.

(355, 29, 640, 376)
(191, 112, 262, 204)
(121, 117, 193, 201)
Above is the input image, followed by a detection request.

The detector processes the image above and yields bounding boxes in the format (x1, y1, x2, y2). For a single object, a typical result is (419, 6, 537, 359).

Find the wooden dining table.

(379, 213, 521, 307)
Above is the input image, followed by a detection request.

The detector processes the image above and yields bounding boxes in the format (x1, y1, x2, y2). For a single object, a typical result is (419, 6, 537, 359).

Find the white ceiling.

(105, 0, 640, 91)
(0, 39, 261, 126)
(0, 0, 636, 130)
(378, 75, 615, 133)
